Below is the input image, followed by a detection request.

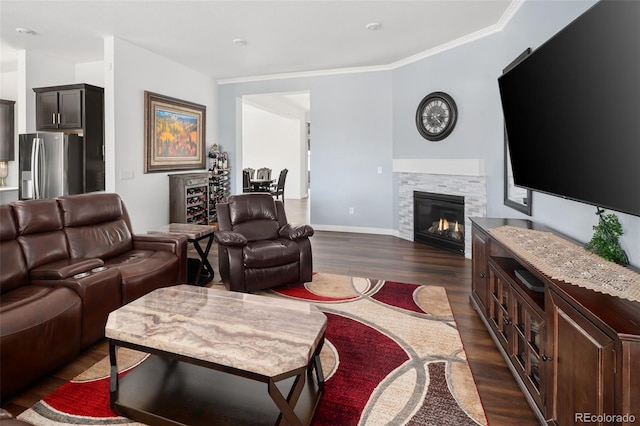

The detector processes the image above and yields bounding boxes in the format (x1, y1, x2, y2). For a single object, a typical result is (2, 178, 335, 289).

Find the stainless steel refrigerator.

(19, 132, 84, 200)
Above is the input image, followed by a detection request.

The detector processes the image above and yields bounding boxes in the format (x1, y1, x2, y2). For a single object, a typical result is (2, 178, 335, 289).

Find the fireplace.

(414, 191, 465, 255)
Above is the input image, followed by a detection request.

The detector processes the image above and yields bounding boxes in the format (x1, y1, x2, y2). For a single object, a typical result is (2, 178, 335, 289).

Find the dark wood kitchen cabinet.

(0, 99, 16, 161)
(470, 218, 640, 426)
(33, 84, 105, 192)
(35, 88, 83, 129)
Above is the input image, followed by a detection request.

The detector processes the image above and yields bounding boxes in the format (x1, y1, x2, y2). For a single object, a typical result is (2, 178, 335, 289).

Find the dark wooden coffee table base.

(110, 344, 324, 426)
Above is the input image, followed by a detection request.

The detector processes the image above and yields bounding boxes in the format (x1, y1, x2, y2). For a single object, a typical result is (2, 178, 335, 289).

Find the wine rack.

(207, 148, 230, 224)
(168, 173, 209, 225)
(208, 169, 230, 223)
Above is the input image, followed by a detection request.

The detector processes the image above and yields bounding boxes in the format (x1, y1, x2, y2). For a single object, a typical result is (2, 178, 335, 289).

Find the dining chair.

(242, 170, 252, 192)
(243, 168, 255, 180)
(256, 167, 271, 180)
(270, 168, 288, 204)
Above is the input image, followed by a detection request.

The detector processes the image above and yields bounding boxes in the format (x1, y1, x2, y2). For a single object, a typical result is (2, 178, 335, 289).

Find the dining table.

(249, 178, 274, 192)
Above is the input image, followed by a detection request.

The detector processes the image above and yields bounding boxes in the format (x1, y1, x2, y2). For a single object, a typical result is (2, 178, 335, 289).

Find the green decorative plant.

(585, 210, 629, 265)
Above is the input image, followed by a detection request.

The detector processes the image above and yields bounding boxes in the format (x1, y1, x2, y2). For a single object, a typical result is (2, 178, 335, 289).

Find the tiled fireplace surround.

(395, 159, 487, 258)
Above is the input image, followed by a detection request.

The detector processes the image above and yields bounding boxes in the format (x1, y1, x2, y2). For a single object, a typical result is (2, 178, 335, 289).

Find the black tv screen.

(498, 0, 640, 217)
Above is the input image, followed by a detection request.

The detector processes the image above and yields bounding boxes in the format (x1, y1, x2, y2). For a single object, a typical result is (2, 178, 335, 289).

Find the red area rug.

(18, 273, 486, 426)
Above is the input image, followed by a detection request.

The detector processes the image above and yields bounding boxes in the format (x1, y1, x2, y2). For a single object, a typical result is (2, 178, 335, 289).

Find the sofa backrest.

(12, 199, 70, 272)
(57, 193, 134, 259)
(0, 205, 28, 294)
(219, 193, 282, 242)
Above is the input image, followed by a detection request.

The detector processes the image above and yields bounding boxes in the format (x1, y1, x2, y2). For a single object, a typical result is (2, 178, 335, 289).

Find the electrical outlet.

(349, 207, 355, 215)
(377, 166, 383, 174)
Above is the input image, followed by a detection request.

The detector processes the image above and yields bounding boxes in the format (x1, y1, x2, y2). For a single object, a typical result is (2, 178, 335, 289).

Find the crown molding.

(218, 0, 525, 85)
(217, 64, 392, 85)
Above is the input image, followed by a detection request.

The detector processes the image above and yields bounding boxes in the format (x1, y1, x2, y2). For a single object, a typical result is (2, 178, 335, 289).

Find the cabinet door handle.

(503, 316, 512, 326)
(57, 113, 61, 124)
(541, 354, 553, 362)
(52, 113, 56, 124)
(480, 273, 486, 278)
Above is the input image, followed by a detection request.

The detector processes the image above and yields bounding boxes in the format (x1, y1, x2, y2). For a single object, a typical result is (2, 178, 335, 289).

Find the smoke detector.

(16, 27, 36, 36)
(365, 22, 382, 31)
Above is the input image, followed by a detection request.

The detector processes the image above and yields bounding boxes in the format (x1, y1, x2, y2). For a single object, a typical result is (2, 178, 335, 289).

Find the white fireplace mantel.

(393, 159, 485, 177)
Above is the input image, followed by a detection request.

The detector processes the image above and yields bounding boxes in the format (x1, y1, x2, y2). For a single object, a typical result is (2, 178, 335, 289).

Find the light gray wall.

(107, 37, 218, 233)
(220, 0, 639, 267)
(219, 71, 394, 233)
(391, 33, 506, 224)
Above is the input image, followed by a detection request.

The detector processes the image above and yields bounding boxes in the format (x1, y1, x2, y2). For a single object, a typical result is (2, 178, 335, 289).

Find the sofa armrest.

(132, 234, 188, 284)
(132, 234, 188, 254)
(214, 230, 248, 247)
(32, 267, 123, 348)
(279, 224, 314, 240)
(30, 258, 105, 280)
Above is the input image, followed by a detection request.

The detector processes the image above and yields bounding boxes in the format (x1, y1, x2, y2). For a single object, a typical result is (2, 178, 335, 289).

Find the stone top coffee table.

(106, 285, 327, 426)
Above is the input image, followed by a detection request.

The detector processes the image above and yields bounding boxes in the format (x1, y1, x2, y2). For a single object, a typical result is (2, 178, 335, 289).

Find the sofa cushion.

(57, 193, 125, 227)
(243, 239, 300, 268)
(233, 220, 280, 242)
(58, 193, 134, 260)
(0, 285, 82, 399)
(0, 206, 27, 294)
(12, 199, 70, 271)
(65, 219, 133, 260)
(0, 205, 17, 241)
(19, 231, 71, 270)
(0, 240, 27, 294)
(103, 250, 180, 303)
(227, 194, 280, 241)
(11, 199, 63, 235)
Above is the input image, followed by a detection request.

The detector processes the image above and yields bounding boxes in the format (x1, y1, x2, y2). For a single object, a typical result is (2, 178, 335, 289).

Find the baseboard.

(310, 224, 398, 236)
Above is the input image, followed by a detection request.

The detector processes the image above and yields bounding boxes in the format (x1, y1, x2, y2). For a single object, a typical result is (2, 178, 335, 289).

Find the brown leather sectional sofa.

(0, 192, 188, 401)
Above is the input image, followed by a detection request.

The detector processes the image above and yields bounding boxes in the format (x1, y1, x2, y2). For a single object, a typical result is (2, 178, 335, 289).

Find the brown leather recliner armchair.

(214, 193, 314, 292)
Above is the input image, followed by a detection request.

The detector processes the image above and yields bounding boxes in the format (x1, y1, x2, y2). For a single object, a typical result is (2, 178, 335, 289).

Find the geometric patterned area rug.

(18, 273, 487, 426)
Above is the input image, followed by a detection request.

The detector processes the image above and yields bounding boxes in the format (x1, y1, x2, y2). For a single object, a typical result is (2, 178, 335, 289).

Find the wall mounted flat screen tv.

(498, 0, 640, 218)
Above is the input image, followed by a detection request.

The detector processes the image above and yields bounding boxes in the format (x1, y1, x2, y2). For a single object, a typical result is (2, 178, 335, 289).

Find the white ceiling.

(0, 0, 516, 81)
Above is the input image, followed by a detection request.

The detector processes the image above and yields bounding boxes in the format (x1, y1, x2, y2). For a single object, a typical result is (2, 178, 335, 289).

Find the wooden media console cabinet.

(470, 218, 640, 426)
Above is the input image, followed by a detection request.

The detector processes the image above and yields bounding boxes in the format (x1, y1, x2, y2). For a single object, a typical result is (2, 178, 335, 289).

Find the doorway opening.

(241, 91, 310, 205)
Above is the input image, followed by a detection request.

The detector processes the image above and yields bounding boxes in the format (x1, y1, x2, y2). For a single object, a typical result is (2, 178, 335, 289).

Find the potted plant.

(585, 209, 629, 265)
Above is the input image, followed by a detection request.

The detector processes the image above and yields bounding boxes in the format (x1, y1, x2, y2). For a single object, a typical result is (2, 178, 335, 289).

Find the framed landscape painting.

(144, 91, 206, 172)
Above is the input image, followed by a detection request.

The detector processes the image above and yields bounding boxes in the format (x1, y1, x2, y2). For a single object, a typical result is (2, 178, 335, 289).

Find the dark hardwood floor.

(2, 197, 539, 425)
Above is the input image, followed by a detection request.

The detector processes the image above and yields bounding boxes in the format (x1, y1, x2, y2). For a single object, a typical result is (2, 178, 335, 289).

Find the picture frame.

(144, 91, 206, 173)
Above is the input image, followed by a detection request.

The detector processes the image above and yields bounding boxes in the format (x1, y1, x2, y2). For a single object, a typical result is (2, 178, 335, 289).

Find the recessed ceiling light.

(233, 38, 247, 46)
(16, 27, 36, 36)
(365, 22, 382, 31)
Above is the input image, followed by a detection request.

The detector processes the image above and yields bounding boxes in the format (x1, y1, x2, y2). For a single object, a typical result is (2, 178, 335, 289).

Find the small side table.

(149, 223, 215, 286)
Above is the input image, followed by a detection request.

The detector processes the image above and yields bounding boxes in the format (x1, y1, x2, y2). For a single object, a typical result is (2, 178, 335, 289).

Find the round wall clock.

(415, 92, 458, 141)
